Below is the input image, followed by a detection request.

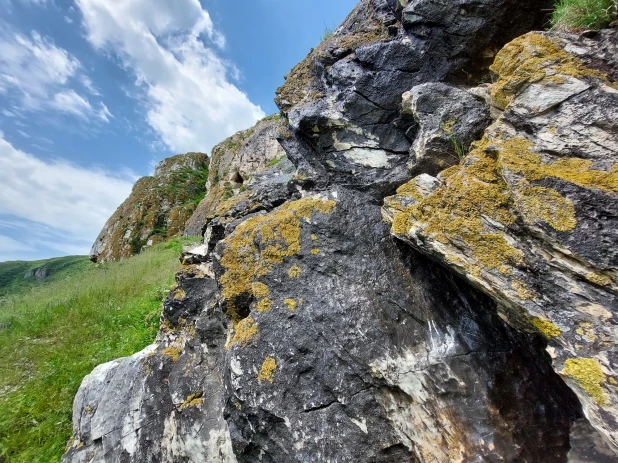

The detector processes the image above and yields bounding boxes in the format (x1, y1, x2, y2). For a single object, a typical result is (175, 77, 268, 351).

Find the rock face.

(66, 1, 618, 462)
(184, 116, 287, 237)
(384, 29, 618, 452)
(24, 267, 51, 281)
(90, 153, 209, 263)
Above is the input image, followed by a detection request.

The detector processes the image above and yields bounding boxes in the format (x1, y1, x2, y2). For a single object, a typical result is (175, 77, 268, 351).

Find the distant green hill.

(0, 237, 198, 462)
(0, 256, 91, 298)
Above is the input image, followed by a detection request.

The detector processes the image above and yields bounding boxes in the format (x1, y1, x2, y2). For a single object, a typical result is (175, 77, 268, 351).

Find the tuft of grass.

(551, 0, 617, 30)
(266, 155, 287, 168)
(321, 26, 334, 42)
(451, 137, 468, 161)
(0, 237, 198, 462)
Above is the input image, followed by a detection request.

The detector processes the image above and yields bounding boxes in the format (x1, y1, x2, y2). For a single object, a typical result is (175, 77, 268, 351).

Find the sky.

(0, 0, 358, 262)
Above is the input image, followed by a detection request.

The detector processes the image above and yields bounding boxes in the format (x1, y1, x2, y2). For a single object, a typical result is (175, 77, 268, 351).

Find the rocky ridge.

(65, 1, 618, 462)
(90, 153, 209, 263)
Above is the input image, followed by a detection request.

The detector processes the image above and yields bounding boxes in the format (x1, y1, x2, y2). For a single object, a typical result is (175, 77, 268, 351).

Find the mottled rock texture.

(184, 116, 287, 237)
(384, 30, 618, 452)
(90, 153, 209, 263)
(67, 0, 618, 462)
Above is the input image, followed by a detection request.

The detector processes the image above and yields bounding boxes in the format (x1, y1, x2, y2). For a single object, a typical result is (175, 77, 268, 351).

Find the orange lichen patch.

(219, 198, 336, 321)
(258, 356, 277, 383)
(162, 345, 183, 362)
(284, 299, 298, 311)
(226, 317, 258, 349)
(179, 390, 204, 410)
(490, 33, 611, 110)
(288, 266, 303, 278)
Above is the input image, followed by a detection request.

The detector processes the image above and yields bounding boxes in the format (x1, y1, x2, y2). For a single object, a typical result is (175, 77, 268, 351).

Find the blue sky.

(0, 0, 357, 261)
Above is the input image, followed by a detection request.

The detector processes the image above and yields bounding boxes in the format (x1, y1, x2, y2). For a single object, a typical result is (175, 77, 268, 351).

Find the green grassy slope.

(0, 237, 198, 462)
(0, 256, 91, 298)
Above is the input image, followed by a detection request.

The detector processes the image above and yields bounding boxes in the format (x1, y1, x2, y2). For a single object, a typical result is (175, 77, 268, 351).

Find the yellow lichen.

(311, 234, 318, 241)
(490, 33, 610, 110)
(251, 282, 270, 299)
(513, 186, 577, 232)
(173, 288, 186, 300)
(511, 280, 533, 300)
(395, 180, 424, 202)
(563, 358, 607, 406)
(310, 248, 321, 255)
(219, 198, 335, 320)
(586, 272, 612, 287)
(441, 120, 455, 135)
(284, 299, 298, 311)
(226, 317, 258, 349)
(500, 137, 618, 194)
(179, 390, 204, 410)
(531, 317, 561, 339)
(257, 356, 277, 383)
(257, 298, 273, 313)
(288, 266, 302, 278)
(576, 322, 598, 342)
(162, 345, 182, 362)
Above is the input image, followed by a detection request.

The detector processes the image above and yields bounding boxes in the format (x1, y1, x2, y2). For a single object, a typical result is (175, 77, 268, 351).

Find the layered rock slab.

(384, 30, 618, 452)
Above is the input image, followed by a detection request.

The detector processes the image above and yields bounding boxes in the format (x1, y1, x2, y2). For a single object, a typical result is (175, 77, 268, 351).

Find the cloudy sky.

(0, 0, 357, 261)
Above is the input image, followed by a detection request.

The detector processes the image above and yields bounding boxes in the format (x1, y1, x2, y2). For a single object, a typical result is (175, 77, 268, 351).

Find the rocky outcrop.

(24, 267, 51, 281)
(184, 116, 287, 237)
(66, 1, 618, 462)
(384, 29, 618, 452)
(90, 153, 209, 263)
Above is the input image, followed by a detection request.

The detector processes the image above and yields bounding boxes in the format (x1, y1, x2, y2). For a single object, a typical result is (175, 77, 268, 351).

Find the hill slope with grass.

(0, 237, 197, 462)
(0, 256, 90, 298)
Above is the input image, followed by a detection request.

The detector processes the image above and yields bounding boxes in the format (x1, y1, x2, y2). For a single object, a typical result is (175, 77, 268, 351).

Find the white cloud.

(0, 26, 109, 122)
(76, 0, 265, 154)
(0, 133, 133, 258)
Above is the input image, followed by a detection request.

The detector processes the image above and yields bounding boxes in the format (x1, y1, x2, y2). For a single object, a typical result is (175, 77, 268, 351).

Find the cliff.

(90, 153, 209, 263)
(65, 1, 618, 462)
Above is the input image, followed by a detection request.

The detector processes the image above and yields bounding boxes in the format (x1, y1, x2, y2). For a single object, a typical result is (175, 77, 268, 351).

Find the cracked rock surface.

(66, 1, 618, 462)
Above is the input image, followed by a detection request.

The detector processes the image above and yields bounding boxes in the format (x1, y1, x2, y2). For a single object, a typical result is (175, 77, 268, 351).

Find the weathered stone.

(385, 31, 618, 452)
(184, 116, 287, 237)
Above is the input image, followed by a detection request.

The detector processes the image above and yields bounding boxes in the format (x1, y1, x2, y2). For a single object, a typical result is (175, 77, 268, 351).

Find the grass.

(451, 137, 468, 161)
(0, 237, 198, 462)
(0, 257, 90, 298)
(551, 0, 617, 30)
(266, 155, 287, 168)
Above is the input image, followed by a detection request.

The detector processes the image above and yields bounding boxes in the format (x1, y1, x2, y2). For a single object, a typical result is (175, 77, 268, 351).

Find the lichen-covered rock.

(401, 82, 492, 175)
(90, 153, 209, 263)
(67, 1, 618, 462)
(384, 30, 618, 452)
(184, 116, 287, 237)
(276, 0, 552, 195)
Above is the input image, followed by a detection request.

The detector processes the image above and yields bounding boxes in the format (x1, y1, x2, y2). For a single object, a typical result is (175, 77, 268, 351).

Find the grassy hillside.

(0, 237, 198, 462)
(0, 256, 91, 298)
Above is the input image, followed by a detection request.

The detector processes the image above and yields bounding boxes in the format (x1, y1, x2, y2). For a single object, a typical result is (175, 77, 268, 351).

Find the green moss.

(563, 358, 608, 405)
(531, 317, 562, 339)
(257, 356, 277, 383)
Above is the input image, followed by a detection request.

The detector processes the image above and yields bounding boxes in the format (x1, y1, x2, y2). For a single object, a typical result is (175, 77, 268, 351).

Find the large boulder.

(90, 153, 209, 263)
(384, 30, 618, 452)
(66, 1, 618, 462)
